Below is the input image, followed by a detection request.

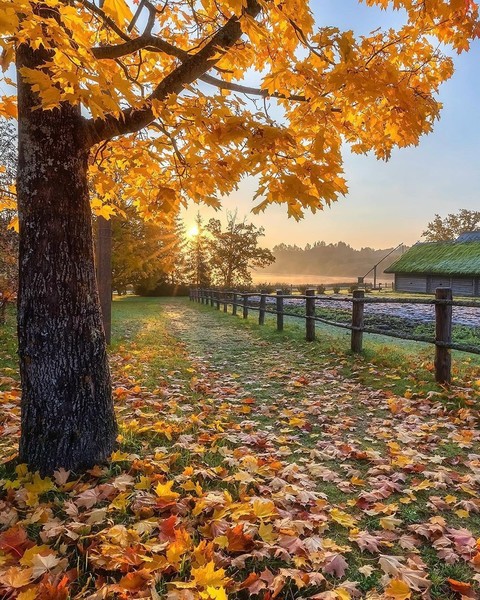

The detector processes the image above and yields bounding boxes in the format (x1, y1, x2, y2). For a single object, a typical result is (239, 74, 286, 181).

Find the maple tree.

(422, 209, 480, 242)
(0, 0, 478, 473)
(205, 213, 274, 287)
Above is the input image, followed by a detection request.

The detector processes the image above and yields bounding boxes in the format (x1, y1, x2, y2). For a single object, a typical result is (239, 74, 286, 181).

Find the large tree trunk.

(16, 44, 117, 475)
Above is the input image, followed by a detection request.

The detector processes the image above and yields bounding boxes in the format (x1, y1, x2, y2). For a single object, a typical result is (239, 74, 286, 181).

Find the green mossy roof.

(385, 241, 480, 275)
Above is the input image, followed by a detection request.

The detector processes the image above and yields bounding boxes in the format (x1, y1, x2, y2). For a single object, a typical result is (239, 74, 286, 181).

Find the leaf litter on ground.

(0, 298, 479, 600)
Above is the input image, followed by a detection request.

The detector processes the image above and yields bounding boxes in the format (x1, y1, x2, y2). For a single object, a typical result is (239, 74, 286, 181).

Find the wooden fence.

(190, 288, 480, 385)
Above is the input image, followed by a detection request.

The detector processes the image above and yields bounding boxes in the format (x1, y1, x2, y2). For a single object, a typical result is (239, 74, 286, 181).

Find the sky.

(182, 1, 480, 250)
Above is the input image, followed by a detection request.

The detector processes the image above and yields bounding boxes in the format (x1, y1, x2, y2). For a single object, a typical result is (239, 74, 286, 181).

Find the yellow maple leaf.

(19, 546, 52, 567)
(330, 508, 357, 529)
(385, 578, 411, 599)
(24, 473, 55, 506)
(335, 588, 351, 600)
(380, 515, 402, 531)
(135, 475, 152, 490)
(109, 492, 130, 511)
(258, 521, 277, 544)
(166, 539, 188, 568)
(110, 450, 130, 461)
(199, 586, 228, 600)
(191, 561, 229, 589)
(155, 480, 180, 502)
(102, 0, 133, 25)
(252, 498, 277, 520)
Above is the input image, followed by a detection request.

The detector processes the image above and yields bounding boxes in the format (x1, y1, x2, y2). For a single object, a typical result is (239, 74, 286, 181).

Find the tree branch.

(92, 34, 188, 60)
(80, 0, 132, 42)
(84, 0, 262, 146)
(199, 74, 308, 102)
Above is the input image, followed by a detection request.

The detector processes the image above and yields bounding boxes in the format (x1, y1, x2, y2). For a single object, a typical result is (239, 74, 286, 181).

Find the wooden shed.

(385, 232, 480, 297)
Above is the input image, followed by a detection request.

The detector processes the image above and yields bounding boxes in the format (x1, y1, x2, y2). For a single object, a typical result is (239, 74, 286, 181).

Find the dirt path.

(164, 299, 479, 475)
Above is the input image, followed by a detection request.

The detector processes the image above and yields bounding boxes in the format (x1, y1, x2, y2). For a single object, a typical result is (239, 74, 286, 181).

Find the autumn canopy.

(2, 0, 479, 220)
(0, 0, 478, 474)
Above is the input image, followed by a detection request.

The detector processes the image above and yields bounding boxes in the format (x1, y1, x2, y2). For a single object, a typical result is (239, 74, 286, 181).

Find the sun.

(187, 225, 199, 238)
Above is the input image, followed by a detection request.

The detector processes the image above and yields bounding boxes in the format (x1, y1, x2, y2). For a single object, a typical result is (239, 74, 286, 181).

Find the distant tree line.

(264, 241, 405, 279)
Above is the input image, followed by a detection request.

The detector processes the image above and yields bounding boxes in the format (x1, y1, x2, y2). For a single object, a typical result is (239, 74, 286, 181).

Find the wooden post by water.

(435, 287, 452, 384)
(305, 289, 316, 341)
(351, 289, 365, 353)
(232, 292, 237, 316)
(276, 290, 284, 331)
(243, 294, 248, 319)
(259, 291, 267, 325)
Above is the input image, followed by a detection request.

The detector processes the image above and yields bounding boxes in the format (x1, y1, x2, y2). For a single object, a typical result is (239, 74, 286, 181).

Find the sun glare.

(187, 225, 199, 238)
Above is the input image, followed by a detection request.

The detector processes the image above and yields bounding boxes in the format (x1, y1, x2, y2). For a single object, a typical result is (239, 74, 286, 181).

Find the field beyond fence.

(191, 288, 480, 385)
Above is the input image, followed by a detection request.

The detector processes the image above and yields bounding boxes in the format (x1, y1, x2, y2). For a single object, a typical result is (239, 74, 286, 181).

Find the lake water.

(251, 272, 394, 286)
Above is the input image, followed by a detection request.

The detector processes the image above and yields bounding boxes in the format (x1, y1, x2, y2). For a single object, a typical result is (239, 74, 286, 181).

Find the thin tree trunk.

(16, 43, 117, 475)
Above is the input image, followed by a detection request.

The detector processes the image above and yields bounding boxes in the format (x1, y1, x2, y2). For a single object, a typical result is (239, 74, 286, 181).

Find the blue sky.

(183, 1, 480, 250)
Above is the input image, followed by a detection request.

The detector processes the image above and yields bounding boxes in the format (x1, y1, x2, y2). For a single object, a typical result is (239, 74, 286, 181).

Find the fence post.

(305, 289, 316, 341)
(200, 289, 204, 304)
(223, 292, 228, 313)
(210, 290, 214, 308)
(232, 292, 237, 316)
(435, 287, 452, 384)
(276, 290, 284, 332)
(243, 294, 248, 319)
(216, 291, 220, 310)
(259, 291, 266, 325)
(351, 290, 365, 352)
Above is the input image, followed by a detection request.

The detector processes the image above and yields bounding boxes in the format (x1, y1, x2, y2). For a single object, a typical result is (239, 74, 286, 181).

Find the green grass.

(112, 296, 194, 391)
(191, 297, 480, 400)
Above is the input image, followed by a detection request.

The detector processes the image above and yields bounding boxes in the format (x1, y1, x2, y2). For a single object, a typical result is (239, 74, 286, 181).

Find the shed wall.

(395, 274, 479, 296)
(395, 275, 427, 293)
(428, 276, 450, 293)
(451, 277, 474, 296)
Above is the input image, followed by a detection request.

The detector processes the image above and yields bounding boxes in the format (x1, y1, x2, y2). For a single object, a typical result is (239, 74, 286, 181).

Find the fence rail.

(190, 287, 480, 384)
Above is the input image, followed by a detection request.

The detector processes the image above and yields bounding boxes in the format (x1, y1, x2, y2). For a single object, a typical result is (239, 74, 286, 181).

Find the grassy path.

(0, 297, 479, 600)
(116, 298, 480, 598)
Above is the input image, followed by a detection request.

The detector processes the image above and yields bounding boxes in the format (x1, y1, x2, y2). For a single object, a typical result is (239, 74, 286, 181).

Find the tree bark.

(16, 43, 117, 475)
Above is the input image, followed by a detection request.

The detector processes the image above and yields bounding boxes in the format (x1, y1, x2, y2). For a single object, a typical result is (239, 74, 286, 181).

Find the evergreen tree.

(185, 213, 211, 287)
